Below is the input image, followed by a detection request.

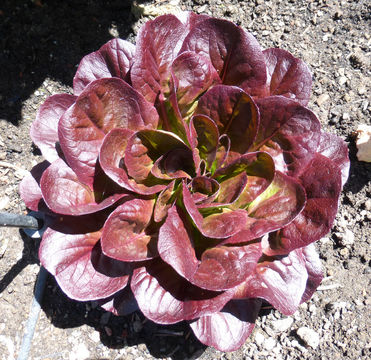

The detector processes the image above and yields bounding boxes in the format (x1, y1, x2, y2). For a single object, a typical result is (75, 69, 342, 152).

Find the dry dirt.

(0, 0, 370, 359)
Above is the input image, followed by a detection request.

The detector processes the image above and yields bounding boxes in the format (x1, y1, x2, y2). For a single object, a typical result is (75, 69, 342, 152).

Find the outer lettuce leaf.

(317, 132, 350, 187)
(263, 48, 312, 106)
(40, 228, 130, 301)
(58, 78, 158, 187)
(235, 250, 308, 315)
(19, 161, 49, 211)
(265, 153, 342, 255)
(172, 51, 220, 111)
(131, 15, 188, 103)
(30, 94, 76, 163)
(180, 19, 267, 95)
(253, 96, 321, 176)
(300, 244, 323, 303)
(190, 299, 262, 352)
(130, 259, 235, 324)
(40, 158, 126, 215)
(73, 39, 136, 95)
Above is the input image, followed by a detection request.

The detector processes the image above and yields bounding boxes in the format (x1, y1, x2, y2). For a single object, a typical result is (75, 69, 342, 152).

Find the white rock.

(340, 228, 355, 246)
(89, 330, 100, 343)
(356, 124, 371, 162)
(263, 337, 276, 351)
(271, 317, 294, 332)
(69, 343, 90, 360)
(338, 76, 347, 86)
(297, 327, 320, 349)
(342, 112, 350, 120)
(254, 331, 265, 347)
(316, 93, 329, 106)
(0, 196, 10, 211)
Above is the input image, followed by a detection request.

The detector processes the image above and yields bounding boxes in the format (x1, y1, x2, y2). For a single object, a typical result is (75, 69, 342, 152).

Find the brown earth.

(0, 0, 370, 359)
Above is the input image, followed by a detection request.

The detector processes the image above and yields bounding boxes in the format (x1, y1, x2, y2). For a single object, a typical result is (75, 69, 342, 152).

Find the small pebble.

(69, 343, 90, 360)
(254, 331, 265, 347)
(337, 228, 355, 246)
(0, 196, 10, 211)
(270, 317, 294, 332)
(264, 337, 276, 351)
(297, 327, 320, 349)
(316, 93, 329, 106)
(342, 112, 350, 121)
(338, 76, 347, 86)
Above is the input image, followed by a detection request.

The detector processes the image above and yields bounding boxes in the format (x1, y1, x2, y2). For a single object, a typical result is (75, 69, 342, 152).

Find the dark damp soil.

(0, 0, 370, 359)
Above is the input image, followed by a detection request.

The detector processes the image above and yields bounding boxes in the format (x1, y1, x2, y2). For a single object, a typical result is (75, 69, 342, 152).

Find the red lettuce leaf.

(266, 153, 342, 255)
(214, 152, 275, 198)
(73, 39, 136, 95)
(300, 244, 323, 303)
(130, 258, 235, 324)
(124, 129, 193, 182)
(99, 128, 165, 195)
(196, 85, 259, 153)
(39, 228, 130, 301)
(220, 171, 306, 245)
(19, 161, 50, 211)
(190, 298, 262, 352)
(40, 158, 126, 215)
(263, 48, 312, 106)
(151, 148, 195, 180)
(58, 78, 158, 187)
(180, 18, 266, 95)
(131, 15, 188, 103)
(158, 205, 262, 291)
(317, 131, 350, 186)
(190, 176, 220, 205)
(235, 250, 308, 315)
(182, 182, 248, 239)
(171, 51, 220, 112)
(101, 198, 157, 262)
(30, 94, 76, 163)
(253, 96, 321, 176)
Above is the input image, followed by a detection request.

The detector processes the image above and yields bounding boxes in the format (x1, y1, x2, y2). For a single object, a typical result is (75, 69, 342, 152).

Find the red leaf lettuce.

(20, 12, 349, 352)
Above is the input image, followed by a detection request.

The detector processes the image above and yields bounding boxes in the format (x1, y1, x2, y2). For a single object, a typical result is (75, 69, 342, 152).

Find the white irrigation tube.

(17, 266, 48, 360)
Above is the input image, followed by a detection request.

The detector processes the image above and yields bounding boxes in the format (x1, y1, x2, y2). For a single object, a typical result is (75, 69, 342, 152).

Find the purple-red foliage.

(20, 12, 349, 352)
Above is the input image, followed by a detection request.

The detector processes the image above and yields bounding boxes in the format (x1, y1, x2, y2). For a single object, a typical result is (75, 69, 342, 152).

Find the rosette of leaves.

(21, 13, 349, 352)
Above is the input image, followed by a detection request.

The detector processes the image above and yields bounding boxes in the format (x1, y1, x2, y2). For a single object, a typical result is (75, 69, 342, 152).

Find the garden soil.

(0, 0, 370, 359)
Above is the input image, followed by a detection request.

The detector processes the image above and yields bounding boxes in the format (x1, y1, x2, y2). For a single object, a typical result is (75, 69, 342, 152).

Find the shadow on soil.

(0, 230, 40, 294)
(0, 0, 135, 125)
(41, 275, 207, 359)
(343, 134, 371, 195)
